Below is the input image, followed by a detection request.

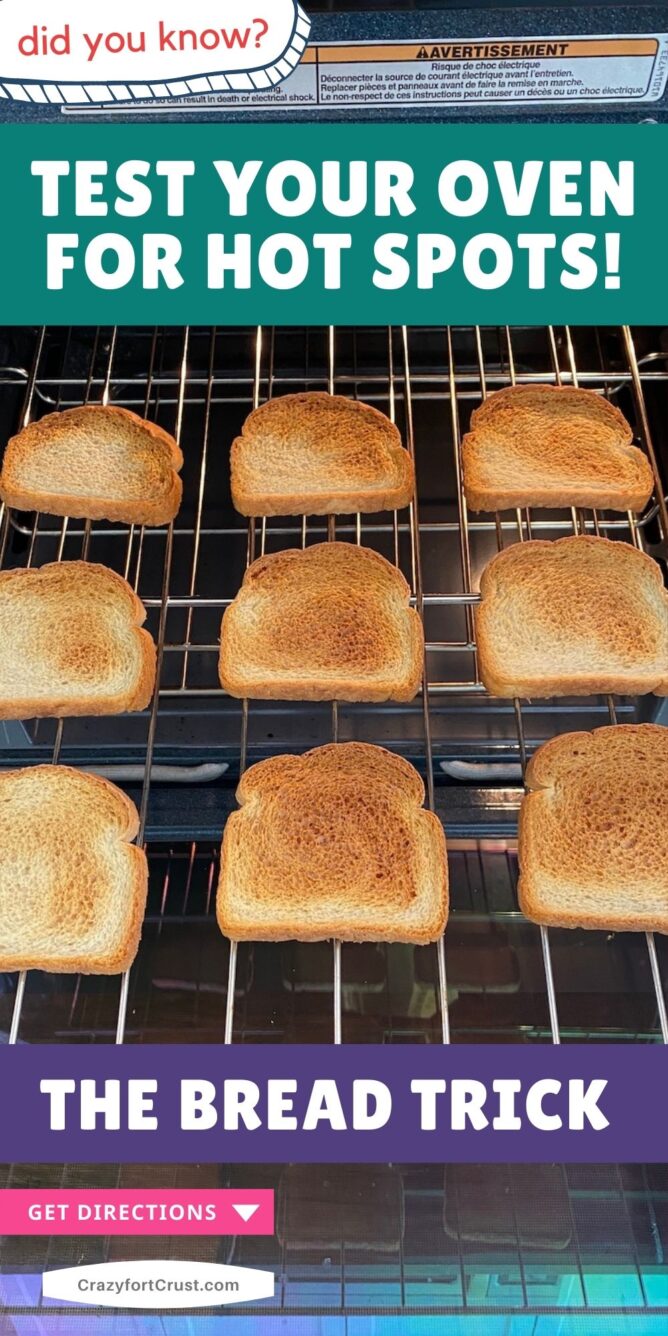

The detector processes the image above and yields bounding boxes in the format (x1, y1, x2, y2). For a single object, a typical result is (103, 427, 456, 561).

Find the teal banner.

(0, 122, 665, 323)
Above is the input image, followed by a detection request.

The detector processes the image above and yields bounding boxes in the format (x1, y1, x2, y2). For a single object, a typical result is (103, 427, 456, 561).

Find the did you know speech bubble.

(0, 0, 310, 105)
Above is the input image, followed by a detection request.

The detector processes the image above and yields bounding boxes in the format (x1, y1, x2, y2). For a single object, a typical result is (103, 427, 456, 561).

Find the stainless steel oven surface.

(0, 323, 667, 1321)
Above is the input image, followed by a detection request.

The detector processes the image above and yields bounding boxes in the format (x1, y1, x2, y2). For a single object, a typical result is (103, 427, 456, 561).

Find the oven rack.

(2, 1158, 667, 1319)
(0, 323, 667, 1050)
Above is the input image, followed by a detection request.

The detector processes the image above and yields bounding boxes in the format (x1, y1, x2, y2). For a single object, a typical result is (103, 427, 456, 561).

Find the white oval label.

(42, 1259, 275, 1309)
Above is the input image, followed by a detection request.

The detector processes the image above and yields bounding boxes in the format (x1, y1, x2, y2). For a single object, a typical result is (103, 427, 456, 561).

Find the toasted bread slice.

(477, 536, 668, 698)
(220, 542, 423, 703)
(0, 561, 156, 720)
(230, 392, 415, 517)
(443, 1165, 572, 1251)
(217, 742, 448, 944)
(462, 385, 653, 512)
(0, 405, 183, 525)
(277, 1166, 404, 1251)
(519, 724, 668, 933)
(0, 766, 147, 973)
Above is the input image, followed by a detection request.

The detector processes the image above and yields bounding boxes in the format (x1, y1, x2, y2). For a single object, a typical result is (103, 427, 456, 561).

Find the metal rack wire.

(0, 324, 667, 1049)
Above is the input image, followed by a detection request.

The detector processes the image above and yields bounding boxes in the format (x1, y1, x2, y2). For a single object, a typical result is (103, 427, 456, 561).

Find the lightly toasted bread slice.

(476, 535, 668, 698)
(277, 1165, 405, 1252)
(462, 384, 653, 512)
(519, 724, 668, 933)
(0, 765, 147, 973)
(0, 405, 183, 526)
(217, 742, 448, 944)
(230, 392, 415, 517)
(0, 561, 156, 719)
(219, 542, 423, 703)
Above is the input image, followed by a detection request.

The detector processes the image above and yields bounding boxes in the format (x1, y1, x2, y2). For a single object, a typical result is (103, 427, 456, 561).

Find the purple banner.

(0, 1044, 665, 1164)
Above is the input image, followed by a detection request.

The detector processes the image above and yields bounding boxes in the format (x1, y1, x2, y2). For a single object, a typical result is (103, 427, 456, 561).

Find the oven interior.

(0, 323, 666, 1320)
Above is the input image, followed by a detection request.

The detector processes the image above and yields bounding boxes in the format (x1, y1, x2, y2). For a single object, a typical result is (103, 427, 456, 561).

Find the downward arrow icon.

(233, 1204, 260, 1223)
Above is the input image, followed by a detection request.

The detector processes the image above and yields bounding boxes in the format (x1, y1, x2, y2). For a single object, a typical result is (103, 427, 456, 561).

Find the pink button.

(0, 1189, 274, 1236)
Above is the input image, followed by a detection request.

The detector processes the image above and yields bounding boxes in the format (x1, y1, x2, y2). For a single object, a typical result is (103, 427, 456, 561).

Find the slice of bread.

(477, 535, 668, 698)
(519, 723, 668, 933)
(219, 542, 423, 702)
(217, 742, 448, 944)
(230, 392, 415, 517)
(0, 405, 183, 525)
(277, 1166, 404, 1251)
(0, 561, 156, 719)
(0, 766, 147, 973)
(462, 385, 653, 512)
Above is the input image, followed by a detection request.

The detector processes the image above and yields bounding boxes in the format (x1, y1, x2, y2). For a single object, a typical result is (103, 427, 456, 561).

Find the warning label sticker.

(105, 31, 668, 112)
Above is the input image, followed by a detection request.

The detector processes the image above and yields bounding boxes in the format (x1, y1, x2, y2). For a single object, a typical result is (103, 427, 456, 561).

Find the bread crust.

(477, 535, 668, 698)
(0, 561, 156, 719)
(0, 405, 183, 526)
(518, 724, 668, 933)
(217, 742, 448, 944)
(462, 384, 653, 513)
(230, 392, 415, 517)
(0, 765, 147, 973)
(219, 542, 423, 703)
